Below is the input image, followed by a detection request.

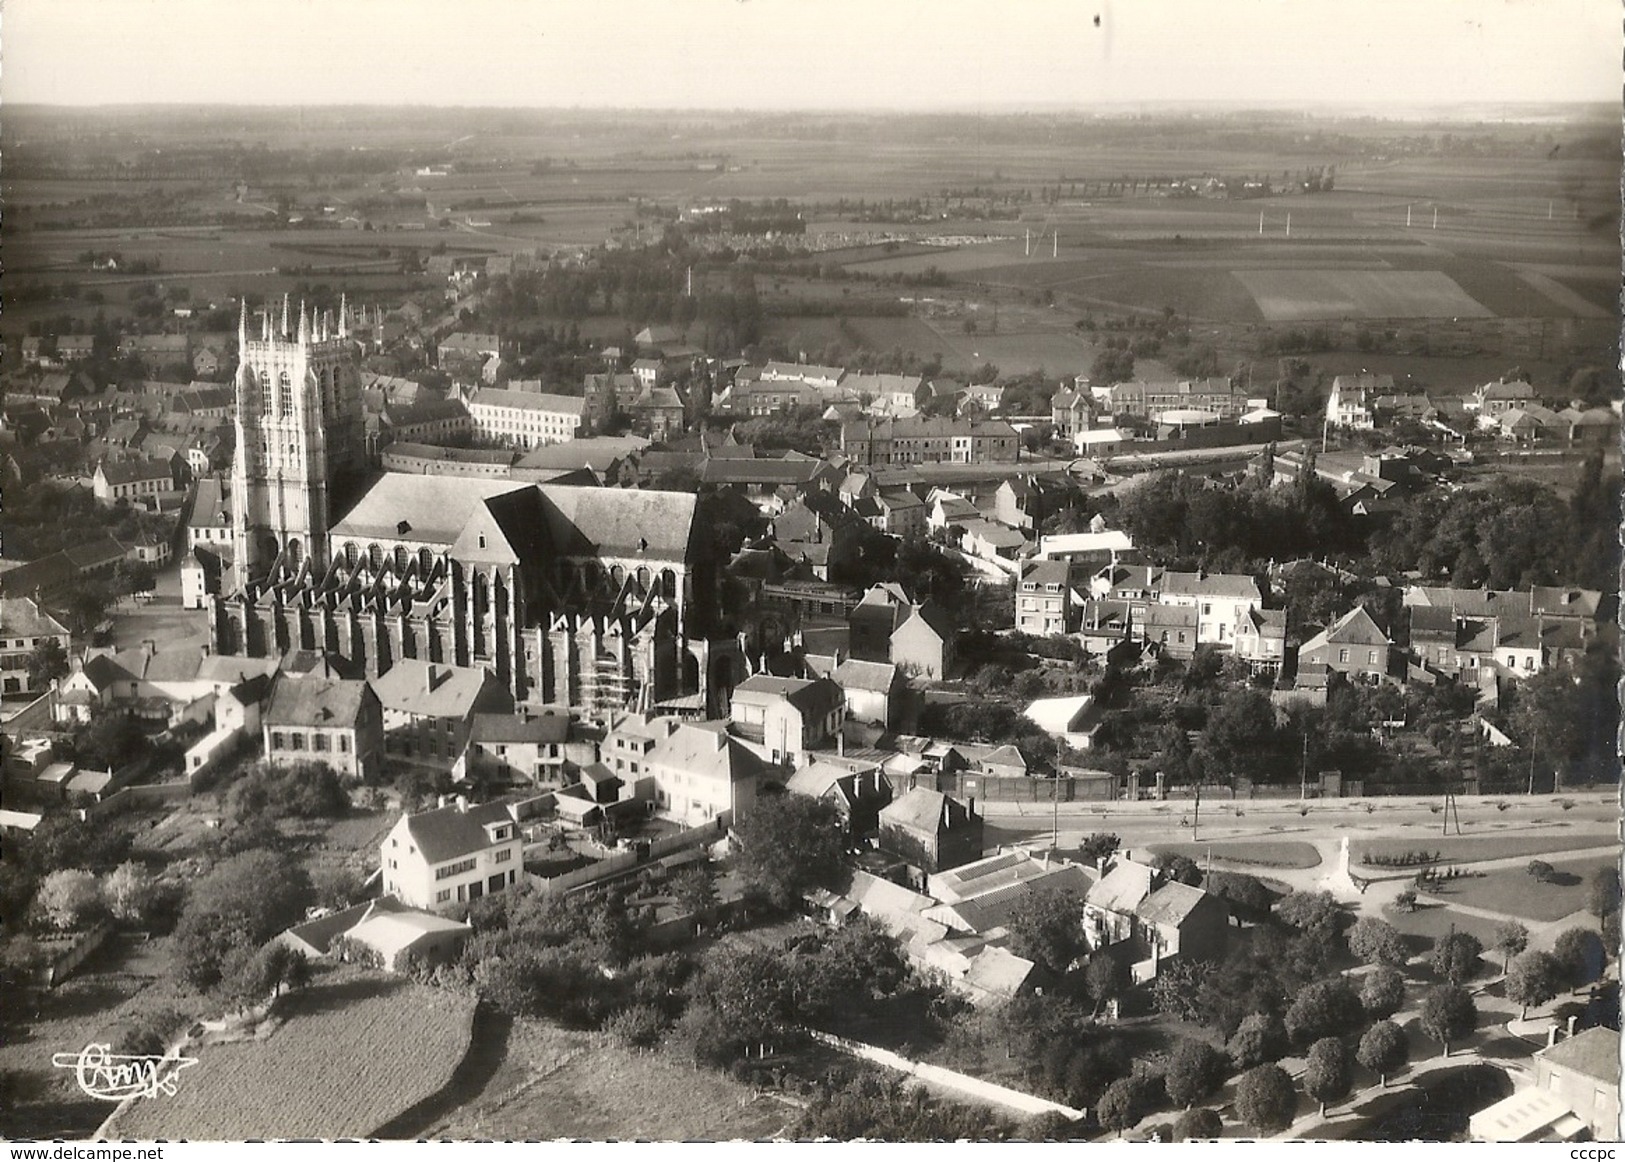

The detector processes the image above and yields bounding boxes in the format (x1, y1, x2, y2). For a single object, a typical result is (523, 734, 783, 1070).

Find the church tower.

(230, 296, 365, 588)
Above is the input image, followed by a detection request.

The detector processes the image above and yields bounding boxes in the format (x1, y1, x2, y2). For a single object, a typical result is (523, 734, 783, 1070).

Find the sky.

(3, 0, 1619, 111)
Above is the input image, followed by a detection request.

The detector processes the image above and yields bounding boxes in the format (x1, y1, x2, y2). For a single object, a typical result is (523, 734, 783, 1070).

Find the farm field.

(1232, 269, 1493, 322)
(106, 971, 477, 1140)
(920, 324, 1096, 377)
(0, 934, 207, 1140)
(1422, 854, 1617, 923)
(430, 1019, 798, 1141)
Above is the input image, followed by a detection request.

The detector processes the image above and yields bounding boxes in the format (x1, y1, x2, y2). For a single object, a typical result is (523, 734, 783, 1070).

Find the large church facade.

(210, 302, 737, 715)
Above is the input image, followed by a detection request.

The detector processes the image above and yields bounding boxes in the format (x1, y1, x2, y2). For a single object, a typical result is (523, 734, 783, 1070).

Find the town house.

(381, 797, 523, 909)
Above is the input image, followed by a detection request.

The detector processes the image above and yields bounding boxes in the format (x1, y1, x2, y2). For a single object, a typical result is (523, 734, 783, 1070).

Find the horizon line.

(10, 98, 1620, 118)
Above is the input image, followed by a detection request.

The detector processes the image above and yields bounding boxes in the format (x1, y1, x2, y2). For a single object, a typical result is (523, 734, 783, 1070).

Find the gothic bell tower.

(230, 295, 365, 589)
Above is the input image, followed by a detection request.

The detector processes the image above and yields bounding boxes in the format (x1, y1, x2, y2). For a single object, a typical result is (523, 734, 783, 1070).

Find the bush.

(112, 1006, 191, 1059)
(1527, 860, 1556, 883)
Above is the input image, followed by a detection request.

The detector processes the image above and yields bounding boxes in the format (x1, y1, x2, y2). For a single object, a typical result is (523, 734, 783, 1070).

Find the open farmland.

(921, 324, 1096, 378)
(429, 1018, 798, 1141)
(1232, 269, 1493, 321)
(105, 971, 476, 1140)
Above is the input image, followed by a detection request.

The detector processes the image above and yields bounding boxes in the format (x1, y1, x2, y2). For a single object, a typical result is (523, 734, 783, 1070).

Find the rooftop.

(266, 675, 371, 728)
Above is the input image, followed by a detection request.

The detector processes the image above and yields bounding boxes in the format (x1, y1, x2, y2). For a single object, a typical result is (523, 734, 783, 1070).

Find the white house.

(381, 798, 524, 909)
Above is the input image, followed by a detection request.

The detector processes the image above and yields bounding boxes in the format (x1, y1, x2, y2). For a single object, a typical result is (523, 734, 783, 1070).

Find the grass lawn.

(431, 1019, 798, 1141)
(1145, 841, 1322, 870)
(1421, 855, 1617, 923)
(107, 968, 476, 1139)
(1353, 832, 1616, 867)
(1380, 901, 1506, 955)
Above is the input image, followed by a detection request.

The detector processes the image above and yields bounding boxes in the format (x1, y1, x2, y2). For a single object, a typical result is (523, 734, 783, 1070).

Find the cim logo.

(51, 1044, 199, 1101)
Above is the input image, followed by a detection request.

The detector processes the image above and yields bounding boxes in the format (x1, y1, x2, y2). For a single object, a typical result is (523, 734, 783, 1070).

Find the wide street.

(981, 790, 1620, 866)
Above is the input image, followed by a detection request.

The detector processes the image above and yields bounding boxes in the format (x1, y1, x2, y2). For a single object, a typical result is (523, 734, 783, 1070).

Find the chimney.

(1567, 1015, 1578, 1037)
(437, 794, 448, 809)
(1548, 1025, 1560, 1048)
(142, 639, 157, 659)
(455, 795, 468, 813)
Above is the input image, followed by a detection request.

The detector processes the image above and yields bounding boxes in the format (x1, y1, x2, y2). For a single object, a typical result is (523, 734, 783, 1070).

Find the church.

(209, 300, 739, 716)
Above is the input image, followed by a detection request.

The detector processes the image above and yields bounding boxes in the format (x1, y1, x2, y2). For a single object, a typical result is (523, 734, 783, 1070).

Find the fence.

(81, 779, 193, 820)
(925, 771, 1119, 803)
(45, 921, 115, 987)
(527, 815, 730, 896)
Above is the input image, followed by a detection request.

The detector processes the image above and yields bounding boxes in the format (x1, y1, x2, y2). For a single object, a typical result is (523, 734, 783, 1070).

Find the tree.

(1356, 1021, 1408, 1086)
(1084, 952, 1132, 1018)
(1347, 917, 1407, 967)
(73, 711, 147, 772)
(1005, 888, 1088, 977)
(1587, 866, 1621, 920)
(1095, 1076, 1142, 1138)
(1078, 832, 1120, 865)
(1359, 965, 1406, 1019)
(1164, 1039, 1228, 1109)
(1152, 852, 1203, 888)
(1206, 873, 1274, 924)
(1492, 921, 1530, 972)
(1419, 985, 1476, 1056)
(729, 793, 847, 910)
(1303, 1037, 1350, 1115)
(1505, 951, 1565, 1019)
(35, 869, 103, 930)
(1227, 1012, 1287, 1070)
(1527, 860, 1556, 883)
(1152, 957, 1216, 1024)
(1429, 931, 1483, 985)
(173, 850, 314, 991)
(670, 863, 719, 920)
(1275, 891, 1345, 946)
(102, 861, 159, 926)
(1233, 1064, 1296, 1134)
(1553, 928, 1607, 988)
(1173, 1107, 1223, 1142)
(1284, 978, 1363, 1045)
(26, 638, 69, 690)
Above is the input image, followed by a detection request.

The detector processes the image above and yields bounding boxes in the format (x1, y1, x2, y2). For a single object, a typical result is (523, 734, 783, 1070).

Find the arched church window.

(343, 543, 359, 569)
(258, 368, 272, 414)
(278, 371, 293, 416)
(393, 547, 409, 574)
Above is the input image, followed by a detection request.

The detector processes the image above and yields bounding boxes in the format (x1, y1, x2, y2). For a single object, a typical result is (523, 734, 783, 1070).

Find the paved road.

(981, 792, 1618, 859)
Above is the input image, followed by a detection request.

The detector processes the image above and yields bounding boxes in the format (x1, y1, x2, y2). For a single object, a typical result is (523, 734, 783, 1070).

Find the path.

(808, 1031, 1082, 1121)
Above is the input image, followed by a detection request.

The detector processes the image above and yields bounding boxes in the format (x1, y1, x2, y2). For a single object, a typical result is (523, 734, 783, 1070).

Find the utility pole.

(1300, 728, 1309, 801)
(1528, 728, 1538, 795)
(1191, 778, 1201, 841)
(1052, 734, 1062, 855)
